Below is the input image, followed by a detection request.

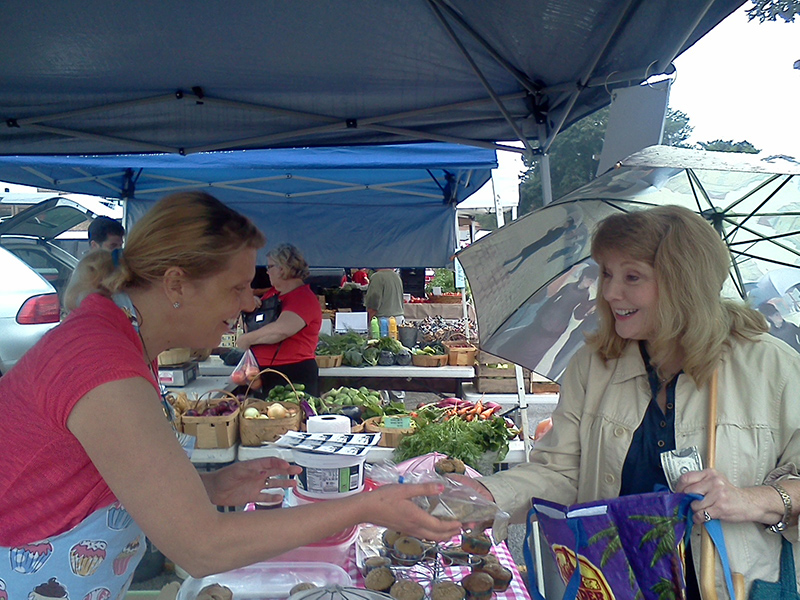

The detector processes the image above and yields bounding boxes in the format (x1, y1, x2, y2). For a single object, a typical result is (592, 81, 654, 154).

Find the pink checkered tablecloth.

(344, 534, 532, 600)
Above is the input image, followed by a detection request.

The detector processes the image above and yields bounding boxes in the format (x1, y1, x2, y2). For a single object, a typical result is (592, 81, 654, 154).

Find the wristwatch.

(767, 481, 792, 534)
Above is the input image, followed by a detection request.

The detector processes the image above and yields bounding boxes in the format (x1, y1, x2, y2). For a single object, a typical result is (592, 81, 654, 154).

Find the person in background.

(351, 267, 370, 286)
(453, 205, 800, 598)
(0, 192, 461, 600)
(236, 244, 323, 396)
(758, 301, 800, 352)
(365, 267, 405, 323)
(88, 215, 125, 251)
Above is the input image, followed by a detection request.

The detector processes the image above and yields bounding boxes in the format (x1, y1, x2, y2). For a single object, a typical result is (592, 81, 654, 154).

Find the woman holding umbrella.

(456, 205, 800, 598)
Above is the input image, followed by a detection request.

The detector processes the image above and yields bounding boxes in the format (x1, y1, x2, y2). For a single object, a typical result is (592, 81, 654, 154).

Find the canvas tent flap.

(0, 144, 496, 268)
(0, 0, 743, 156)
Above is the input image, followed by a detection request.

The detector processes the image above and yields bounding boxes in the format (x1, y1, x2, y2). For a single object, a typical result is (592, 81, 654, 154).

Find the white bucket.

(292, 450, 366, 499)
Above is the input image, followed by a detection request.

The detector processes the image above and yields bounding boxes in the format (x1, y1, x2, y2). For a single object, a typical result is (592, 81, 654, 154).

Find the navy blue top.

(619, 343, 679, 496)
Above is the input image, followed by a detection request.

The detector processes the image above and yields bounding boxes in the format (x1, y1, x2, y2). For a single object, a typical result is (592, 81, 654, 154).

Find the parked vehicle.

(0, 197, 97, 375)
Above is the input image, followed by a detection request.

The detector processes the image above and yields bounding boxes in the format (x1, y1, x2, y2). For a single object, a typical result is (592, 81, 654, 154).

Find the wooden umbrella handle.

(700, 370, 719, 600)
(699, 370, 745, 600)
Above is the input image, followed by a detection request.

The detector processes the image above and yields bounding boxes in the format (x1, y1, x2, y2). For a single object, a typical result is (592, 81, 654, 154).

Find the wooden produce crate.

(530, 372, 561, 394)
(181, 399, 239, 449)
(442, 341, 478, 366)
(364, 416, 414, 447)
(315, 354, 343, 368)
(411, 353, 448, 367)
(474, 351, 531, 394)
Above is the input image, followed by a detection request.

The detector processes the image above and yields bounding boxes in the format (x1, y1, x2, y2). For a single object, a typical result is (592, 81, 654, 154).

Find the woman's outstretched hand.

(355, 482, 463, 542)
(201, 457, 302, 507)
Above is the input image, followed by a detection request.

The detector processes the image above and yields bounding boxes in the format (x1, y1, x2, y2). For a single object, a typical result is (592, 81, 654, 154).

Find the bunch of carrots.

(412, 397, 504, 423)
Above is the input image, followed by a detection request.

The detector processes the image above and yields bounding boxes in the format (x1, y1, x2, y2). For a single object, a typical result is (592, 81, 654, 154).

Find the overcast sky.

(668, 5, 800, 157)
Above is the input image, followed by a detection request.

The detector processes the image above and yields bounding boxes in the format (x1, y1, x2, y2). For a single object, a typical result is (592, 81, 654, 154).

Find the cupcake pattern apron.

(1, 502, 145, 600)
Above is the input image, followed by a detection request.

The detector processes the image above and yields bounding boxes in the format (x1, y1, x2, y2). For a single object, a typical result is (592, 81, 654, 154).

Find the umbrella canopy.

(0, 1, 743, 156)
(0, 143, 496, 268)
(748, 268, 800, 308)
(457, 145, 800, 381)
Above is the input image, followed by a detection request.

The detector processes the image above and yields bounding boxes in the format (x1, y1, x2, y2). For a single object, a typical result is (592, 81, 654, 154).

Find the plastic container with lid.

(176, 561, 351, 600)
(378, 317, 389, 338)
(388, 316, 398, 340)
(292, 449, 366, 499)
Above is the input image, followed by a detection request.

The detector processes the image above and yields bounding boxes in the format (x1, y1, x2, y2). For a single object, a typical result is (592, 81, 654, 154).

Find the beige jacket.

(482, 333, 800, 597)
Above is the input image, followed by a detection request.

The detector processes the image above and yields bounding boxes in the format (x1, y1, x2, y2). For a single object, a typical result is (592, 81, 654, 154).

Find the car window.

(5, 246, 74, 297)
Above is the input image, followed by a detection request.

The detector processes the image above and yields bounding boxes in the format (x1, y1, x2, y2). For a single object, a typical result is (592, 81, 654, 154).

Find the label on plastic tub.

(299, 464, 361, 495)
(293, 450, 366, 498)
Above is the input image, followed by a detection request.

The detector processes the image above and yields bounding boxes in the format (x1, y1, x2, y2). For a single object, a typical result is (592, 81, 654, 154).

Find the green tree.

(662, 109, 693, 148)
(747, 0, 799, 22)
(518, 108, 692, 215)
(696, 139, 760, 153)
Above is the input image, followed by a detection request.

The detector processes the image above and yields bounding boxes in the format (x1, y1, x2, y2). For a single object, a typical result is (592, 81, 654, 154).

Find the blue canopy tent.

(0, 1, 743, 159)
(0, 144, 496, 267)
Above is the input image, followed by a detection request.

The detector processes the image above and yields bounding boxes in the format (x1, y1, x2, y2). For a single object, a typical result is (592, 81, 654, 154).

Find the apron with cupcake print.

(1, 501, 145, 600)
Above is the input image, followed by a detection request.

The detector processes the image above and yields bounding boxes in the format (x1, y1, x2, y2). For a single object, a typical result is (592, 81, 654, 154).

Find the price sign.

(454, 258, 466, 290)
(382, 415, 412, 429)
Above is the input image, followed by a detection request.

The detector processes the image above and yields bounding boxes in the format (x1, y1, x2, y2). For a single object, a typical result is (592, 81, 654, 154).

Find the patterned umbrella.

(457, 145, 800, 381)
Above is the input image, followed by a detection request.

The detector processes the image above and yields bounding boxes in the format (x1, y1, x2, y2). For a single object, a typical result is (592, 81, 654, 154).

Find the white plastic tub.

(292, 450, 365, 499)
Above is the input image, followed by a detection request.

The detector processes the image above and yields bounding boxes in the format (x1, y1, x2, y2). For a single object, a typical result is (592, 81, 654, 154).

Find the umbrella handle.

(699, 370, 745, 600)
(700, 370, 719, 600)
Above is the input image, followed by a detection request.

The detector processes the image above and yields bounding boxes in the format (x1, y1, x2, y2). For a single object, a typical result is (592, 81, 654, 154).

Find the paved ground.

(131, 390, 549, 591)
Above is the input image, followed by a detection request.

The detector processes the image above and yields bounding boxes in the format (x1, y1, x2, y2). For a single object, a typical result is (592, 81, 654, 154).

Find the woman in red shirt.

(237, 244, 322, 396)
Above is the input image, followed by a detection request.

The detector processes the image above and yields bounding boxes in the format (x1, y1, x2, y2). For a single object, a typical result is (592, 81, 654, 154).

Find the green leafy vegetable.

(393, 416, 513, 469)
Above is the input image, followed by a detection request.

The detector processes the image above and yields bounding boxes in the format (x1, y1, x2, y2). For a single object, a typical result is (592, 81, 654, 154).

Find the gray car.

(0, 197, 97, 375)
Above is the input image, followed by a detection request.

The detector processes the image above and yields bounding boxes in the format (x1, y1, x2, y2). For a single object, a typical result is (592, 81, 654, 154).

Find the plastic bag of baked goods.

(367, 460, 509, 543)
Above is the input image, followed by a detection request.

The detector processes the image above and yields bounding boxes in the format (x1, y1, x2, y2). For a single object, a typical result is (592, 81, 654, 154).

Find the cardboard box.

(442, 341, 478, 366)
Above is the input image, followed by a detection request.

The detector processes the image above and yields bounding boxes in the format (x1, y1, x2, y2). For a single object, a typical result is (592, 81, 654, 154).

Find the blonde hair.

(268, 243, 310, 280)
(587, 205, 767, 387)
(65, 191, 265, 310)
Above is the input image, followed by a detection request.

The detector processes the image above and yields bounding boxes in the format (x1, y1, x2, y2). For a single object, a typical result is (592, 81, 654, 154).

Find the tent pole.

(492, 176, 505, 228)
(540, 153, 554, 206)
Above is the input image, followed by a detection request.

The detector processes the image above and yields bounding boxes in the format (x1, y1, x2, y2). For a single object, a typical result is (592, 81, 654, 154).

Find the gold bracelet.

(767, 482, 792, 534)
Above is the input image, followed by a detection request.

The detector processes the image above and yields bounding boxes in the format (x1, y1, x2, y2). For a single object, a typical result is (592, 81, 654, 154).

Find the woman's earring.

(173, 302, 180, 309)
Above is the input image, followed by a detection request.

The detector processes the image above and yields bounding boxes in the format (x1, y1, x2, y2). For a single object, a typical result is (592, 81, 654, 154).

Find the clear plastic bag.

(367, 460, 509, 542)
(230, 348, 262, 390)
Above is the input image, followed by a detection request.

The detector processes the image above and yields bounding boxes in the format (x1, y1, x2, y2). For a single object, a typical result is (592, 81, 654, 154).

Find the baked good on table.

(364, 555, 392, 575)
(461, 572, 495, 600)
(431, 581, 466, 600)
(196, 584, 233, 600)
(289, 582, 317, 595)
(389, 579, 425, 600)
(382, 529, 403, 550)
(476, 553, 500, 567)
(365, 566, 396, 592)
(393, 536, 425, 565)
(480, 562, 513, 592)
(461, 531, 492, 555)
(435, 457, 467, 475)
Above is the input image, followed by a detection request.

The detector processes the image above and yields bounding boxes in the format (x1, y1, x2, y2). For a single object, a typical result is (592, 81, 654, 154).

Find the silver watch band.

(767, 481, 792, 534)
